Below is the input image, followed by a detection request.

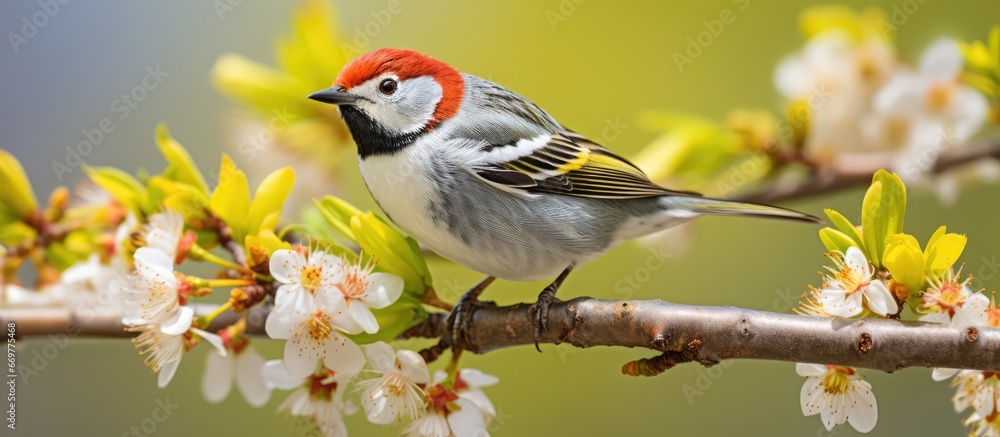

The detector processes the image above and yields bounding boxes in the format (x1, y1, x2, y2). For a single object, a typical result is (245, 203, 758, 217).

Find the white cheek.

(366, 103, 430, 134)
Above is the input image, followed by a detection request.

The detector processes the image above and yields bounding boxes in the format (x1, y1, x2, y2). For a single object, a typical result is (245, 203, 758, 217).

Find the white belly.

(359, 151, 570, 281)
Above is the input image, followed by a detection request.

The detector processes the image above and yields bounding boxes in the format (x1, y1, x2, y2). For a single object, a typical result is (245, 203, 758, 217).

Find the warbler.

(308, 48, 820, 346)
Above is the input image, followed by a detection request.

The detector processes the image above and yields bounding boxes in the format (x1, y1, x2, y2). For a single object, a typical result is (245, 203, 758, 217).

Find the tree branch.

(4, 298, 998, 374)
(736, 140, 1000, 204)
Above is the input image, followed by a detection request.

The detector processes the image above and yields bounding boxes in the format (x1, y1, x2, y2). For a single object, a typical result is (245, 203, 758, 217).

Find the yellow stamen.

(300, 266, 322, 292)
(820, 366, 855, 394)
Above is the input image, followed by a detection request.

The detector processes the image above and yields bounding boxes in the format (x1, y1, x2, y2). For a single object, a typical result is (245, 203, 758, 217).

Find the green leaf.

(351, 213, 431, 297)
(83, 165, 147, 215)
(347, 299, 426, 344)
(244, 167, 295, 238)
(819, 228, 858, 254)
(210, 155, 252, 241)
(0, 149, 37, 218)
(147, 177, 209, 221)
(44, 242, 83, 271)
(0, 222, 36, 246)
(155, 124, 209, 194)
(823, 209, 864, 249)
(313, 196, 362, 241)
(872, 170, 906, 238)
(861, 180, 885, 266)
(860, 171, 909, 268)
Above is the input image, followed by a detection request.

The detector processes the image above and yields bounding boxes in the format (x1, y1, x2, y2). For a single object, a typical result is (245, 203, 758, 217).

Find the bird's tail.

(660, 196, 823, 224)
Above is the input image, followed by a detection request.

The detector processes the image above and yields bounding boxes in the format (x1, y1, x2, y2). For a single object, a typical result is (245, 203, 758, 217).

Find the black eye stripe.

(379, 78, 397, 95)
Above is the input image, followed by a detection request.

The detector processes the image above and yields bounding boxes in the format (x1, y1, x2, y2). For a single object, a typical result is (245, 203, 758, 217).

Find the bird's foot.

(445, 277, 496, 352)
(530, 286, 560, 352)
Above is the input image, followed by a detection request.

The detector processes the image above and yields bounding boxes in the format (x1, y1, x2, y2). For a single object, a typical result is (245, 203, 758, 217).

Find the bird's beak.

(307, 86, 359, 105)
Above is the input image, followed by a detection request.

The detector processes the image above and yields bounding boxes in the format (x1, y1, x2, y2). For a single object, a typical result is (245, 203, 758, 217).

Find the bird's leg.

(446, 276, 496, 352)
(531, 267, 573, 352)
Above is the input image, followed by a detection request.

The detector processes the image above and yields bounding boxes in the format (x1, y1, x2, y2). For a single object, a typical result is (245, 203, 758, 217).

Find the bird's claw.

(531, 287, 559, 352)
(446, 293, 494, 352)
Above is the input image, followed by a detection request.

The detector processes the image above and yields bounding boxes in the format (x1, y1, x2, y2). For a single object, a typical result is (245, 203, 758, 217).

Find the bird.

(307, 48, 821, 349)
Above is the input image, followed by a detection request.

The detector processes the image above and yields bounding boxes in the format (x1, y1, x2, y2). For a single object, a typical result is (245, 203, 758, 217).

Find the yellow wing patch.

(473, 130, 701, 199)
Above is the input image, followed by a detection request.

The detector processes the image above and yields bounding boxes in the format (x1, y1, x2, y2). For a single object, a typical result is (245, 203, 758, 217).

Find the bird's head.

(308, 48, 464, 157)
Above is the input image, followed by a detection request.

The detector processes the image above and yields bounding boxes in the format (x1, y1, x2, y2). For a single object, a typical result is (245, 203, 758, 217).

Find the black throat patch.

(339, 106, 427, 159)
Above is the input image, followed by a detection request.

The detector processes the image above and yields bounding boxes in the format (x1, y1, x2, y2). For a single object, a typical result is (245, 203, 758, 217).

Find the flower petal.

(362, 272, 404, 309)
(268, 249, 304, 285)
(283, 339, 320, 379)
(800, 378, 825, 416)
(397, 349, 430, 385)
(235, 347, 271, 407)
(158, 359, 181, 388)
(862, 280, 898, 316)
(919, 38, 963, 80)
(796, 363, 828, 378)
(448, 398, 489, 437)
(192, 328, 228, 356)
(265, 288, 312, 340)
(160, 307, 194, 336)
(311, 251, 345, 285)
(873, 74, 924, 116)
(460, 368, 499, 387)
(349, 301, 380, 334)
(364, 341, 397, 374)
(918, 312, 951, 324)
(460, 388, 497, 420)
(320, 290, 364, 335)
(931, 367, 959, 382)
(844, 247, 870, 276)
(954, 293, 990, 326)
(262, 359, 304, 390)
(202, 351, 233, 403)
(322, 333, 365, 378)
(848, 380, 878, 433)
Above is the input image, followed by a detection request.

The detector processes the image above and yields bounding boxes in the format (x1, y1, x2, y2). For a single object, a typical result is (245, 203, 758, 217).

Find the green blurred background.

(2, 0, 998, 435)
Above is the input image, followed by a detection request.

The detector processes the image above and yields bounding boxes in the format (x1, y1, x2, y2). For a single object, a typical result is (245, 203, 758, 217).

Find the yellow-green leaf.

(859, 171, 907, 268)
(0, 222, 36, 246)
(873, 170, 906, 238)
(861, 180, 884, 266)
(210, 154, 251, 240)
(244, 228, 292, 256)
(0, 149, 37, 218)
(823, 209, 864, 249)
(83, 165, 147, 215)
(155, 124, 208, 194)
(313, 196, 362, 241)
(244, 167, 295, 237)
(819, 228, 857, 254)
(147, 177, 209, 221)
(351, 213, 431, 296)
(347, 299, 425, 344)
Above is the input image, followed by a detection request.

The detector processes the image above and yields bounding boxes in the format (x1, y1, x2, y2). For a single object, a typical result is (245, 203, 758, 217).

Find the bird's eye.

(379, 78, 397, 95)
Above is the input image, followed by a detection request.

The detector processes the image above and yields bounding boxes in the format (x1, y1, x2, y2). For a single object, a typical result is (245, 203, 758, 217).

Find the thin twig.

(736, 140, 1000, 204)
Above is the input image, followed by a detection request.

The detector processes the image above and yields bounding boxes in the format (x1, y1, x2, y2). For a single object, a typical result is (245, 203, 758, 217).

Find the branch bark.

(736, 140, 1000, 204)
(4, 298, 998, 374)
